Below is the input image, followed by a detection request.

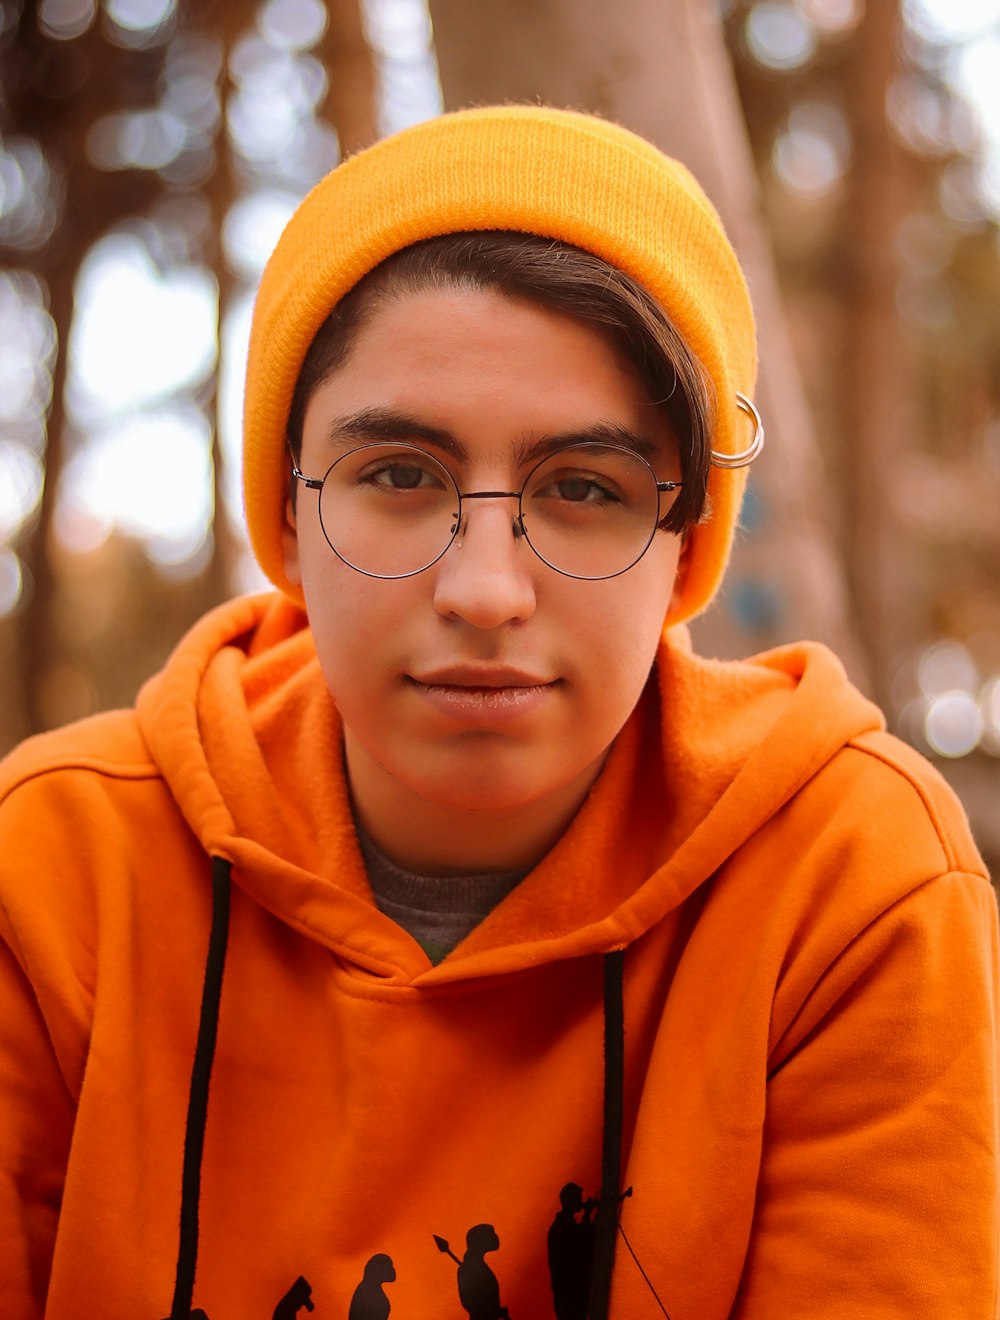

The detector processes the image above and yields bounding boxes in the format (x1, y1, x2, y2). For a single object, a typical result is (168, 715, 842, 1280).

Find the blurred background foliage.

(0, 0, 997, 871)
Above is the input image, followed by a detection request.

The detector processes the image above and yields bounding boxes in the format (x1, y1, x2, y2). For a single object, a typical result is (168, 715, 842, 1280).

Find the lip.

(411, 665, 555, 688)
(406, 667, 559, 724)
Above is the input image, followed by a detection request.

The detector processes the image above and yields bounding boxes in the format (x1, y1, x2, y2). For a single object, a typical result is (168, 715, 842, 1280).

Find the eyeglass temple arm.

(289, 460, 324, 492)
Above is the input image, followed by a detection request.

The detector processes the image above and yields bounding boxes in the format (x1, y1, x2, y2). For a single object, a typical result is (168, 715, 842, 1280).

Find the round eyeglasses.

(290, 441, 683, 581)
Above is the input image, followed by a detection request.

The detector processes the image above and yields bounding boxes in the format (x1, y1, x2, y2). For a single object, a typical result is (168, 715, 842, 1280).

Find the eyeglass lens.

(316, 442, 677, 579)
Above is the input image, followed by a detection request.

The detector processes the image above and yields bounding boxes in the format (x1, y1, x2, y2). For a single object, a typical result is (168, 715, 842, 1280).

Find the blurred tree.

(838, 0, 911, 713)
(0, 0, 377, 751)
(2, 4, 162, 735)
(722, 0, 1000, 870)
(319, 0, 378, 153)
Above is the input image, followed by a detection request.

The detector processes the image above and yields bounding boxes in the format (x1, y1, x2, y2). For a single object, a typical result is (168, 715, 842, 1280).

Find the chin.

(406, 771, 548, 816)
(401, 748, 601, 820)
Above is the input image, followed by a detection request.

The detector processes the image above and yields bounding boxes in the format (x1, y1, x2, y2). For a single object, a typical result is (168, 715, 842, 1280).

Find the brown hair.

(286, 232, 715, 533)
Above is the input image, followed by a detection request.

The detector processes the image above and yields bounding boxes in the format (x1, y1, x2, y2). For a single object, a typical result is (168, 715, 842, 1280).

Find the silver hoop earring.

(710, 393, 764, 469)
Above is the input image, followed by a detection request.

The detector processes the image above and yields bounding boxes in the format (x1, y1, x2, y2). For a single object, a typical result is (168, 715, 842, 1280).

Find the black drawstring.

(590, 948, 626, 1320)
(169, 856, 232, 1319)
(163, 873, 629, 1317)
(618, 1221, 672, 1317)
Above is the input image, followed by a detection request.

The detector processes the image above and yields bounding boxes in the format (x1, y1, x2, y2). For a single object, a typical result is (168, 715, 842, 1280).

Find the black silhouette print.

(434, 1223, 510, 1320)
(159, 1274, 315, 1320)
(348, 1253, 396, 1319)
(547, 1183, 597, 1320)
(273, 1275, 316, 1318)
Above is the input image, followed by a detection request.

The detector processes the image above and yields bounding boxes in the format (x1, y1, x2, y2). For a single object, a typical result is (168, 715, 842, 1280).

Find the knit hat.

(243, 104, 759, 626)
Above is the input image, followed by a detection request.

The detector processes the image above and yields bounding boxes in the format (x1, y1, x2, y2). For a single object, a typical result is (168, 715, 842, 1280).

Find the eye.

(524, 444, 655, 519)
(359, 456, 448, 492)
(535, 470, 623, 505)
(556, 474, 618, 503)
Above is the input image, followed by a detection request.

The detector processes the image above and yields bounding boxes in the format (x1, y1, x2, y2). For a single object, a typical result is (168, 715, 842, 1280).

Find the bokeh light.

(796, 0, 861, 35)
(67, 231, 217, 423)
(916, 638, 979, 697)
(0, 270, 54, 616)
(258, 0, 328, 52)
(222, 191, 299, 280)
(773, 102, 850, 196)
(745, 3, 817, 71)
(0, 548, 25, 619)
(365, 0, 442, 134)
(104, 2, 176, 49)
(37, 0, 96, 41)
(0, 444, 45, 542)
(888, 75, 977, 158)
(981, 676, 1000, 756)
(924, 689, 984, 756)
(904, 640, 1000, 761)
(906, 0, 998, 44)
(227, 37, 337, 186)
(363, 0, 434, 60)
(105, 0, 176, 34)
(0, 139, 61, 251)
(54, 406, 213, 563)
(88, 109, 188, 172)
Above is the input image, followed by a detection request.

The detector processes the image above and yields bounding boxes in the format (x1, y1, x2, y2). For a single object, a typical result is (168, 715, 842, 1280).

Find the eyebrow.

(324, 407, 665, 466)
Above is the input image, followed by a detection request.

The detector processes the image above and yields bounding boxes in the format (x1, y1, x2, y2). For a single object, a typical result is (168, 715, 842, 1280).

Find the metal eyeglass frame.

(290, 441, 684, 581)
(289, 393, 764, 580)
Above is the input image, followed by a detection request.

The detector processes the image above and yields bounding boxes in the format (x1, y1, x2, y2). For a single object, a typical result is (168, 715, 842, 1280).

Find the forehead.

(300, 286, 677, 468)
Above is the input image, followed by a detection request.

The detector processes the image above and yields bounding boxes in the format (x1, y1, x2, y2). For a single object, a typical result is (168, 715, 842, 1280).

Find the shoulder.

(745, 726, 996, 994)
(0, 710, 200, 985)
(0, 709, 163, 825)
(729, 638, 988, 886)
(830, 727, 987, 881)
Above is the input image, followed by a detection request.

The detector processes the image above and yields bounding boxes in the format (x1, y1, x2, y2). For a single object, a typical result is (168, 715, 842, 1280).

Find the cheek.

(616, 571, 676, 692)
(299, 561, 416, 701)
(566, 564, 674, 708)
(586, 548, 678, 660)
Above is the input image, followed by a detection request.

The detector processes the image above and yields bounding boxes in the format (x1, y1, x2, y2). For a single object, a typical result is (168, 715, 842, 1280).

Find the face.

(283, 286, 684, 853)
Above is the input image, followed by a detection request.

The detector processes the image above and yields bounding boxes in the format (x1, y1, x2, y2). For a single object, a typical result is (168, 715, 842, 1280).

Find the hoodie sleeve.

(0, 906, 76, 1320)
(734, 870, 1000, 1319)
(0, 741, 110, 1320)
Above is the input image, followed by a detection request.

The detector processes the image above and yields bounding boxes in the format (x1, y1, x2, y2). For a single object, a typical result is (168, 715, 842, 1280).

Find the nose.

(432, 498, 537, 628)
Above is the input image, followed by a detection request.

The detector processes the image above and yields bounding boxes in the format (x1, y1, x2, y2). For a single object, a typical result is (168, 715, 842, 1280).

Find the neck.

(343, 730, 607, 876)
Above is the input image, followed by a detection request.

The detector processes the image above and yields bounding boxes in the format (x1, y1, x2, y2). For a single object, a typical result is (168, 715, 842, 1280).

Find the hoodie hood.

(136, 593, 884, 985)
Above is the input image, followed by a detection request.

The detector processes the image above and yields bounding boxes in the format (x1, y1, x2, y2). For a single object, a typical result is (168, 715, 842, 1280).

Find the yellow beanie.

(243, 104, 758, 625)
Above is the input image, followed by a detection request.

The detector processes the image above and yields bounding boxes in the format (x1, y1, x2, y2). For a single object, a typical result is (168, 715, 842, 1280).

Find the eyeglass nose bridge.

(451, 488, 527, 542)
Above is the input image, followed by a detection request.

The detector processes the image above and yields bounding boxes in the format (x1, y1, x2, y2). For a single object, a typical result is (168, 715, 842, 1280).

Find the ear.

(281, 494, 302, 587)
(667, 530, 690, 615)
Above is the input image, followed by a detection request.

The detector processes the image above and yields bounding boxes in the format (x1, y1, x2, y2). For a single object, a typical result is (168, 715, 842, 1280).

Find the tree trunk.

(427, 0, 864, 676)
(8, 12, 161, 734)
(839, 0, 911, 712)
(320, 0, 379, 156)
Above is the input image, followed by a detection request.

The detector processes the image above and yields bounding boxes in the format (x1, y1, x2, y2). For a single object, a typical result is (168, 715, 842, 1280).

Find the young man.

(1, 106, 997, 1320)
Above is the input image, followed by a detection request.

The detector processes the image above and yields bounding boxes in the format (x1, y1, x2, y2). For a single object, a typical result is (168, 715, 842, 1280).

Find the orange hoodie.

(1, 593, 996, 1319)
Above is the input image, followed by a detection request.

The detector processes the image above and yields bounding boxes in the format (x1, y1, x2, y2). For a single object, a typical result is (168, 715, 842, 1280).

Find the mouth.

(406, 668, 559, 720)
(409, 665, 556, 689)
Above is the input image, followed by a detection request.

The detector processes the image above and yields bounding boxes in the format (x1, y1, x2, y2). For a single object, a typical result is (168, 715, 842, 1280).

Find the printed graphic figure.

(547, 1183, 596, 1320)
(456, 1223, 510, 1320)
(273, 1274, 316, 1318)
(348, 1253, 396, 1320)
